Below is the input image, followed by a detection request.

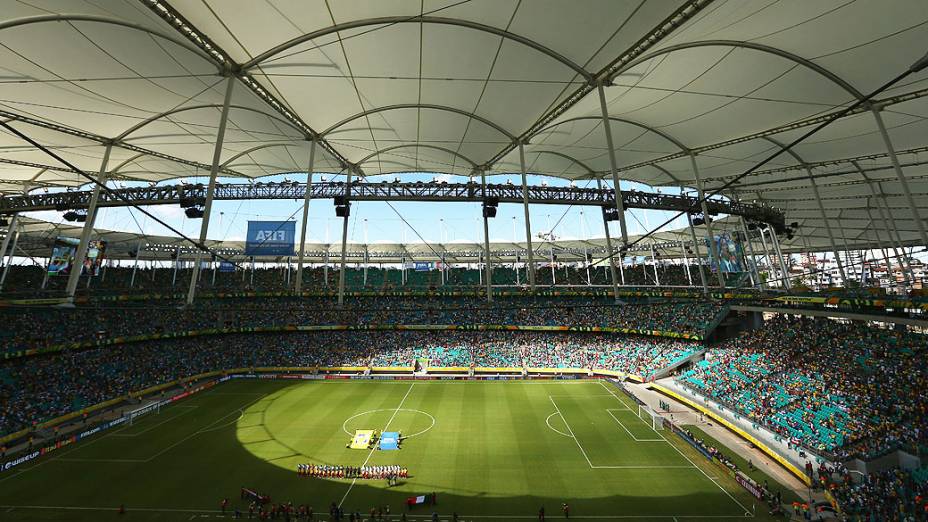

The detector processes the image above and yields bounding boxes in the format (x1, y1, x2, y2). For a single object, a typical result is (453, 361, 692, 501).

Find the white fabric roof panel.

(0, 0, 925, 254)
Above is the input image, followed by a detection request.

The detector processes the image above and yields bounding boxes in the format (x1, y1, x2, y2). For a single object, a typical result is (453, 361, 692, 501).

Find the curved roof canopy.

(0, 0, 926, 254)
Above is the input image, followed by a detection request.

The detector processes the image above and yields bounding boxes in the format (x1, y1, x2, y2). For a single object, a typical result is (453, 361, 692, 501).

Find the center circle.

(341, 408, 436, 439)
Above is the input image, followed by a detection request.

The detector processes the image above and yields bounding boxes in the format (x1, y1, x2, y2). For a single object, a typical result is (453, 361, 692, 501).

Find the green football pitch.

(0, 379, 781, 521)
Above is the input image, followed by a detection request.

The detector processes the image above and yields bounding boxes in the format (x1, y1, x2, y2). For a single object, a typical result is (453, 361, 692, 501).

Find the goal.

(638, 404, 665, 431)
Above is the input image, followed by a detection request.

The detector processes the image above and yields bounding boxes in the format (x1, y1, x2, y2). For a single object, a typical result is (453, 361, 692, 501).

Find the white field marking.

(203, 392, 269, 395)
(592, 465, 695, 469)
(49, 396, 265, 465)
(4, 391, 259, 478)
(341, 408, 435, 438)
(0, 470, 27, 485)
(196, 408, 246, 434)
(597, 381, 638, 409)
(0, 402, 135, 483)
(110, 406, 198, 437)
(545, 412, 572, 437)
(0, 505, 224, 514)
(0, 505, 753, 519)
(54, 457, 145, 463)
(606, 409, 664, 442)
(548, 395, 594, 469)
(598, 381, 754, 516)
(338, 382, 415, 508)
(548, 393, 613, 399)
(142, 395, 268, 461)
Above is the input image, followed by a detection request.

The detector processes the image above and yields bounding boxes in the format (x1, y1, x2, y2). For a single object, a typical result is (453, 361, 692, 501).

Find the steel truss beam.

(0, 110, 245, 179)
(0, 181, 784, 228)
(484, 0, 713, 168)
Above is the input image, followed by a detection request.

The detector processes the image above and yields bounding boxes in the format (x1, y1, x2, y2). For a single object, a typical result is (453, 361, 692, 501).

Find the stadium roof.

(0, 1, 927, 252)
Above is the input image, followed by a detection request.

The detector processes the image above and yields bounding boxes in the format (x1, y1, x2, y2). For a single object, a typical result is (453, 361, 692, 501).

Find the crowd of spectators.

(828, 466, 928, 521)
(0, 262, 708, 296)
(0, 297, 724, 355)
(676, 316, 928, 460)
(0, 330, 702, 437)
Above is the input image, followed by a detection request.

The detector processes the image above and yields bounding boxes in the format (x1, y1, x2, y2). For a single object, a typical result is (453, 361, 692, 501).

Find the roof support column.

(337, 167, 353, 306)
(870, 183, 913, 288)
(186, 75, 235, 305)
(689, 153, 726, 289)
(879, 193, 917, 287)
(518, 142, 536, 291)
(852, 160, 916, 286)
(66, 142, 112, 299)
(834, 210, 859, 286)
(731, 194, 761, 289)
(767, 226, 792, 291)
(685, 211, 708, 294)
(130, 240, 144, 288)
(597, 82, 630, 249)
(0, 219, 20, 291)
(879, 246, 897, 291)
(295, 138, 316, 293)
(596, 178, 621, 301)
(681, 242, 693, 287)
(871, 106, 928, 248)
(737, 217, 760, 289)
(805, 166, 847, 286)
(651, 244, 660, 286)
(757, 227, 777, 288)
(479, 169, 493, 303)
(0, 212, 20, 271)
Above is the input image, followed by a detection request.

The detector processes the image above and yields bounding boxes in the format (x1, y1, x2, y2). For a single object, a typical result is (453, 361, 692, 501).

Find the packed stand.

(0, 297, 725, 355)
(828, 466, 928, 521)
(0, 330, 702, 437)
(676, 315, 928, 460)
(0, 262, 711, 297)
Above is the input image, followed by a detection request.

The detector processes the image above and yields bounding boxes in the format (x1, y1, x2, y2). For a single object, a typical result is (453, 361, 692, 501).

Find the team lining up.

(296, 464, 409, 480)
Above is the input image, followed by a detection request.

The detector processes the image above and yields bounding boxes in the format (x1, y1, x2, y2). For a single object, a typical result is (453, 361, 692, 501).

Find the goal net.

(638, 405, 665, 431)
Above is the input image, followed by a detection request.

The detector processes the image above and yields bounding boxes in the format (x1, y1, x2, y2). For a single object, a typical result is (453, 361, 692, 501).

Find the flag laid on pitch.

(407, 495, 428, 506)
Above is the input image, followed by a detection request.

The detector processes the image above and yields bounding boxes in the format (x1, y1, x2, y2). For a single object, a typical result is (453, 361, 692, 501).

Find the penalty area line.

(544, 412, 571, 437)
(548, 396, 595, 469)
(606, 409, 663, 442)
(597, 382, 754, 516)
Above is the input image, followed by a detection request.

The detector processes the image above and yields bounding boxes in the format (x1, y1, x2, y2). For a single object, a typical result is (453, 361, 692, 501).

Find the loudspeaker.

(482, 206, 497, 218)
(335, 205, 350, 217)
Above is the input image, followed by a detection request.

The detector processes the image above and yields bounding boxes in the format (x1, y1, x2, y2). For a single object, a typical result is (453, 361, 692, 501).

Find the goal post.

(638, 404, 665, 431)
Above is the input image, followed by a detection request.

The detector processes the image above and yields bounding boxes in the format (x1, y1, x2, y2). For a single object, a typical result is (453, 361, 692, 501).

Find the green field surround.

(0, 380, 781, 521)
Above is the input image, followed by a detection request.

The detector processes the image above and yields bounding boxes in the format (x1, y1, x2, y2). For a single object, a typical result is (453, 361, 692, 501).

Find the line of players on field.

(297, 464, 408, 480)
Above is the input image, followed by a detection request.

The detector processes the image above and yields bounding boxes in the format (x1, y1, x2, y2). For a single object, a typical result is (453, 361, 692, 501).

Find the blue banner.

(245, 221, 296, 256)
(414, 261, 432, 271)
(219, 261, 235, 272)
